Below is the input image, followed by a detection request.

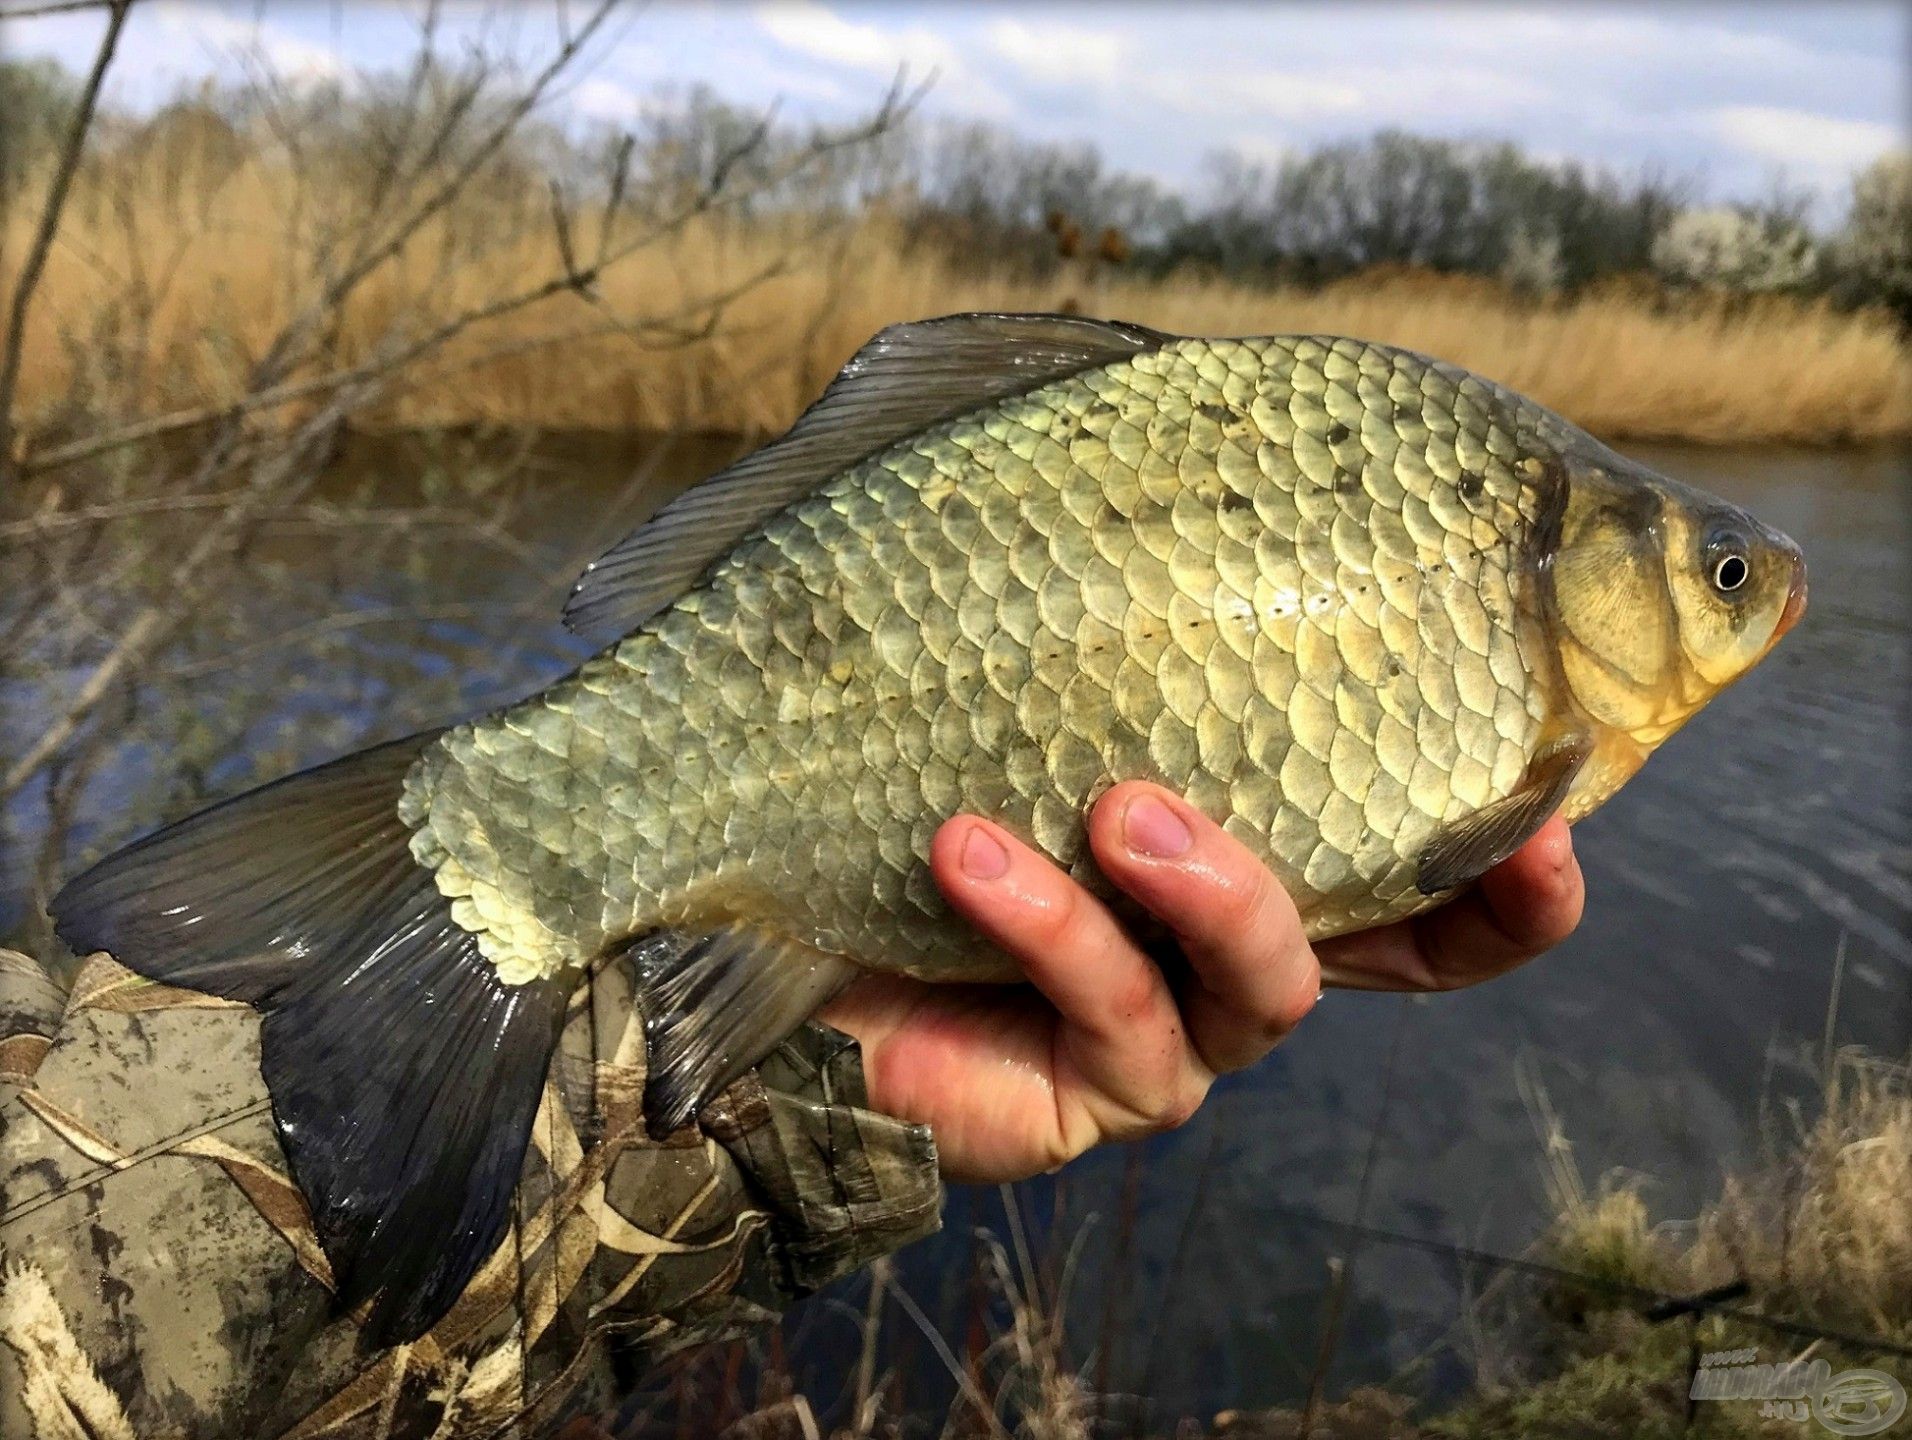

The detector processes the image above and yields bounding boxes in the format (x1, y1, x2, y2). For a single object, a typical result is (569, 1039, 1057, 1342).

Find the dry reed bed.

(9, 154, 1911, 448)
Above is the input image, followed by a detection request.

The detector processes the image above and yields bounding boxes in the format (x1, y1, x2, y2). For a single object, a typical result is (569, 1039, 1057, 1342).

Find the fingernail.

(960, 826, 1010, 880)
(1123, 795, 1191, 858)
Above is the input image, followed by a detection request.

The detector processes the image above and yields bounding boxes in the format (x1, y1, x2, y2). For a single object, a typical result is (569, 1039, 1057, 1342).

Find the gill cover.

(1545, 454, 1806, 805)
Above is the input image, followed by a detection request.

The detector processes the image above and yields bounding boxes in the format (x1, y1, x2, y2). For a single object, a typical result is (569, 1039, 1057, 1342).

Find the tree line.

(4, 56, 1908, 320)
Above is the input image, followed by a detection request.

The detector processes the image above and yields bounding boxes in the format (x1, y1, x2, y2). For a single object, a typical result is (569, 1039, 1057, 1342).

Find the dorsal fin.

(561, 312, 1175, 639)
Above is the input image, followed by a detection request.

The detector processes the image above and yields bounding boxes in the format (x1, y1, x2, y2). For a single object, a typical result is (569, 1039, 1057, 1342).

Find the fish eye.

(1702, 523, 1753, 597)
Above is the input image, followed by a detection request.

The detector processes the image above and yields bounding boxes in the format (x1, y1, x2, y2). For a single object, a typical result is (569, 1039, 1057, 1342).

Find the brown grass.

(1415, 1051, 1912, 1439)
(9, 140, 1911, 449)
(1558, 1052, 1912, 1341)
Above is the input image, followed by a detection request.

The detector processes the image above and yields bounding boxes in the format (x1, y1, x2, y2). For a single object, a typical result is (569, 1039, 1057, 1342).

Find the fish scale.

(53, 313, 1806, 1344)
(403, 335, 1558, 986)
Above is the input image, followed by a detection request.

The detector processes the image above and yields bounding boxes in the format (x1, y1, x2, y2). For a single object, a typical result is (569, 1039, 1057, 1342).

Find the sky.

(5, 2, 1907, 219)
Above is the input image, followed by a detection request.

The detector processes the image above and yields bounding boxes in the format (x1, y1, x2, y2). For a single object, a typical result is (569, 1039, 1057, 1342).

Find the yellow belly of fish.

(406, 336, 1557, 985)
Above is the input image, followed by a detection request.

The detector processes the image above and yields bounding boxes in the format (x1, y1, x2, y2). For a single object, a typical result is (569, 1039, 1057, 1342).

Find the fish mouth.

(1773, 556, 1808, 643)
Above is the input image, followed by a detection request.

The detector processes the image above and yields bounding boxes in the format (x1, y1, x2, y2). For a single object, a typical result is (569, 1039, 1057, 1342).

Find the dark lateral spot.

(1458, 471, 1484, 500)
(1384, 655, 1404, 679)
(1199, 401, 1239, 424)
(1221, 492, 1254, 513)
(1393, 401, 1416, 421)
(1086, 399, 1117, 418)
(1325, 422, 1350, 445)
(1335, 467, 1363, 494)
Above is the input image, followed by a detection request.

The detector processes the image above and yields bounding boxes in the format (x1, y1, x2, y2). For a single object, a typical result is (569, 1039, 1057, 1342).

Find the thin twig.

(0, 0, 132, 481)
(3, 387, 360, 801)
(0, 0, 119, 18)
(887, 1280, 1015, 1440)
(850, 1257, 892, 1433)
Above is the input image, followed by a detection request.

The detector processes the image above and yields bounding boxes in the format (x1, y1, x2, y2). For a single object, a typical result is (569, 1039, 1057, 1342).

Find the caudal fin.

(50, 733, 568, 1345)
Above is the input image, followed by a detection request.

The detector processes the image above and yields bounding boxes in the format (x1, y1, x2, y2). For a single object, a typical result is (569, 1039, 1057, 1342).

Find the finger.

(929, 816, 1211, 1146)
(1316, 817, 1585, 991)
(819, 970, 1073, 1180)
(1086, 783, 1320, 1073)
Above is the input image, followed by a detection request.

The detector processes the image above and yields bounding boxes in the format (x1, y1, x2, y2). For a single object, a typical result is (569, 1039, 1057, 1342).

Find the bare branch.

(3, 370, 366, 803)
(0, 0, 119, 18)
(19, 155, 861, 479)
(0, 0, 132, 481)
(549, 180, 583, 288)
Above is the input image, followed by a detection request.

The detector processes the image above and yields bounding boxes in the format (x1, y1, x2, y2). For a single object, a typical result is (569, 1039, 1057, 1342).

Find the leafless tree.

(0, 1, 907, 954)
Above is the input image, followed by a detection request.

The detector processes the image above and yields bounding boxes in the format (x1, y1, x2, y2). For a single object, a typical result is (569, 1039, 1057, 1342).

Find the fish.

(52, 313, 1807, 1343)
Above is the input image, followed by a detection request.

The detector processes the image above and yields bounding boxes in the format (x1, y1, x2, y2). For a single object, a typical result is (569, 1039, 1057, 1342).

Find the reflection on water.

(11, 430, 1908, 1416)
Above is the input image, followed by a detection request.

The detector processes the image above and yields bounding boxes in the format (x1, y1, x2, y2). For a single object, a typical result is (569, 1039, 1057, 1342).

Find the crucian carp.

(54, 313, 1807, 1343)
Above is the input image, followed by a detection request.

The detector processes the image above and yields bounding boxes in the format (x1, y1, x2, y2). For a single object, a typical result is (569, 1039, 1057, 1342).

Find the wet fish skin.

(405, 335, 1578, 987)
(52, 317, 1805, 1341)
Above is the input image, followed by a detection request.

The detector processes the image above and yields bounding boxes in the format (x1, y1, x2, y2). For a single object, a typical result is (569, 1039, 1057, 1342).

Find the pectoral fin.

(633, 924, 860, 1137)
(1416, 734, 1591, 895)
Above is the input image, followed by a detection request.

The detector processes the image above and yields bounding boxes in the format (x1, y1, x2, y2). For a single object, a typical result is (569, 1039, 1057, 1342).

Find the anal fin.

(634, 925, 859, 1137)
(1416, 732, 1592, 895)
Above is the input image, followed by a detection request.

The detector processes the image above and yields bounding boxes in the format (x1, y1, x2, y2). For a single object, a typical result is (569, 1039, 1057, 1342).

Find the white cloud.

(1707, 105, 1902, 178)
(983, 18, 1129, 87)
(750, 2, 1015, 119)
(754, 1, 955, 76)
(153, 1, 346, 84)
(5, 0, 1902, 215)
(572, 77, 640, 123)
(1137, 65, 1364, 124)
(1222, 133, 1295, 169)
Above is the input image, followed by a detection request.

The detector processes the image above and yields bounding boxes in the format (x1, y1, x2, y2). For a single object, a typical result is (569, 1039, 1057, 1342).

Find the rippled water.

(11, 432, 1907, 1417)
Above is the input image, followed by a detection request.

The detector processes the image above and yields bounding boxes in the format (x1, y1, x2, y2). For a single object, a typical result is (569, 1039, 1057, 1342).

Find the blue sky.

(7, 2, 1906, 217)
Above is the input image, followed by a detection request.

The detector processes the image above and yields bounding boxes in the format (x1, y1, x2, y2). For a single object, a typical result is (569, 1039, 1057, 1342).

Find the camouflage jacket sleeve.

(0, 948, 942, 1440)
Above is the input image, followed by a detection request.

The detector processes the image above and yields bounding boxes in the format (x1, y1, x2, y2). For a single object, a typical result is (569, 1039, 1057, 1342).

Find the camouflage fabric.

(0, 947, 941, 1439)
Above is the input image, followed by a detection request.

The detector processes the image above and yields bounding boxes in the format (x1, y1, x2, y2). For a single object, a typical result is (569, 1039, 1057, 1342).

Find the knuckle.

(1193, 841, 1284, 933)
(1263, 969, 1321, 1037)
(1107, 962, 1165, 1026)
(1025, 879, 1083, 954)
(1150, 1077, 1206, 1132)
(1210, 862, 1275, 938)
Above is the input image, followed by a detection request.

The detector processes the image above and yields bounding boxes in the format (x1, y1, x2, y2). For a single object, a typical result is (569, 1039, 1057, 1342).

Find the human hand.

(820, 782, 1583, 1183)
